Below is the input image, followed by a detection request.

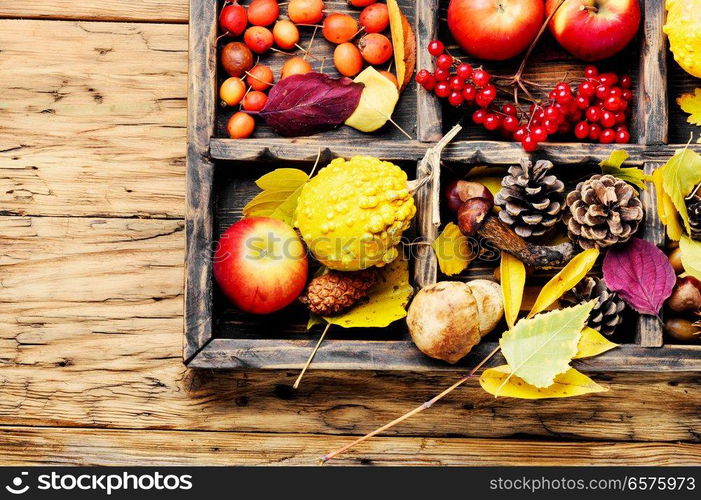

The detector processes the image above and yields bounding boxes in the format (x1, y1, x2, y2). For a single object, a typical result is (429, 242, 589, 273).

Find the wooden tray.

(185, 0, 701, 371)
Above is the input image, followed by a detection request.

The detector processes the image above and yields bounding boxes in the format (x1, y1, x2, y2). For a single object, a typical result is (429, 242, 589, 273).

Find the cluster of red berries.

(414, 40, 634, 151)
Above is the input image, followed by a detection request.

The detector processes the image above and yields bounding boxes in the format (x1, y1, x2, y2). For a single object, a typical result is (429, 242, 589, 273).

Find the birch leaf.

(574, 327, 618, 359)
(344, 67, 399, 133)
(679, 235, 701, 281)
(661, 148, 701, 232)
(528, 248, 599, 318)
(243, 168, 309, 223)
(432, 222, 473, 276)
(500, 252, 526, 329)
(599, 150, 650, 190)
(677, 88, 701, 126)
(500, 301, 595, 388)
(653, 167, 683, 241)
(324, 258, 413, 328)
(480, 365, 607, 399)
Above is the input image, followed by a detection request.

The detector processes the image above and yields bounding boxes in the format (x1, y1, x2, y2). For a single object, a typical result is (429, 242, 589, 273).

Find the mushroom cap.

(407, 281, 481, 363)
(466, 279, 504, 336)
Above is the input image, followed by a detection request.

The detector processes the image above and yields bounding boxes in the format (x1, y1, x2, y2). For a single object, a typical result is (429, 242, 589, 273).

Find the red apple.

(447, 0, 545, 61)
(213, 217, 308, 314)
(546, 0, 641, 62)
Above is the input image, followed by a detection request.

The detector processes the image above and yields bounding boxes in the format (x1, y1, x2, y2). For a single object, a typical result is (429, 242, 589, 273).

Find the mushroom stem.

(477, 215, 576, 267)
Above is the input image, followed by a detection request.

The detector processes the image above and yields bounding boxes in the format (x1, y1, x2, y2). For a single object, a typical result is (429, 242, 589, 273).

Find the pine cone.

(300, 269, 378, 316)
(561, 277, 625, 336)
(495, 158, 565, 240)
(688, 198, 701, 241)
(564, 174, 643, 249)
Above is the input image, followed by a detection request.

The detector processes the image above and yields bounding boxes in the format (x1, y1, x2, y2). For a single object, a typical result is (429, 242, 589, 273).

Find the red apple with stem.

(447, 0, 545, 61)
(213, 217, 308, 314)
(546, 0, 641, 62)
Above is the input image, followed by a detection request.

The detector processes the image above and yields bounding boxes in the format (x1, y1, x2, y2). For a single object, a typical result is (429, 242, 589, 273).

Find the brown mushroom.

(407, 280, 503, 363)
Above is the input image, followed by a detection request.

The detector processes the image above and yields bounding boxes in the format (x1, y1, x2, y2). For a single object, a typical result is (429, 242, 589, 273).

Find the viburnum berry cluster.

(415, 40, 634, 151)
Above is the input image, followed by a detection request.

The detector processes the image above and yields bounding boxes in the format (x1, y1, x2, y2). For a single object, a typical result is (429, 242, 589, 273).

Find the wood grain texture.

(636, 0, 668, 144)
(637, 161, 665, 347)
(0, 1, 188, 23)
(1, 427, 699, 466)
(184, 0, 218, 361)
(415, 0, 442, 142)
(0, 20, 187, 218)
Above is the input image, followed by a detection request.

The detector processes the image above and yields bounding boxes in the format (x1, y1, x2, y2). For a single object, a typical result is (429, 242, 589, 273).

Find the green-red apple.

(213, 217, 308, 314)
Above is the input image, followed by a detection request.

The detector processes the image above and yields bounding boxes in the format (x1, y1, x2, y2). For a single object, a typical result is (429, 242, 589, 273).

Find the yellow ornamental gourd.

(295, 156, 416, 271)
(664, 0, 701, 78)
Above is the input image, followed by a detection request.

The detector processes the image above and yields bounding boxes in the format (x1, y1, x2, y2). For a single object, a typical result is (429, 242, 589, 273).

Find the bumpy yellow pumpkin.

(295, 156, 416, 271)
(664, 0, 701, 78)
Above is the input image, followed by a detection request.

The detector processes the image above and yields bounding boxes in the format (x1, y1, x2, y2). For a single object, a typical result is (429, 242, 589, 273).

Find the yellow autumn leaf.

(599, 149, 650, 190)
(528, 248, 600, 318)
(479, 365, 607, 399)
(324, 258, 413, 328)
(653, 167, 683, 240)
(678, 88, 701, 126)
(345, 67, 399, 133)
(679, 235, 701, 281)
(661, 148, 701, 233)
(387, 0, 415, 92)
(432, 222, 474, 276)
(500, 252, 526, 329)
(574, 327, 618, 359)
(243, 168, 309, 225)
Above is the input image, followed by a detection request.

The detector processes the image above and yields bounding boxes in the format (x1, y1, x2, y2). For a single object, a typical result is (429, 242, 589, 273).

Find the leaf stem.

(319, 344, 501, 463)
(293, 323, 331, 390)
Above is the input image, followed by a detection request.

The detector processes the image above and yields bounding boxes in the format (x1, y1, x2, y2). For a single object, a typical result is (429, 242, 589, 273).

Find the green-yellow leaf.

(345, 67, 399, 133)
(661, 148, 701, 232)
(677, 88, 701, 126)
(528, 248, 599, 318)
(679, 235, 701, 281)
(500, 300, 595, 388)
(653, 167, 684, 241)
(479, 365, 607, 399)
(432, 222, 473, 276)
(324, 258, 413, 328)
(242, 168, 309, 223)
(500, 252, 526, 329)
(574, 327, 618, 359)
(599, 149, 650, 190)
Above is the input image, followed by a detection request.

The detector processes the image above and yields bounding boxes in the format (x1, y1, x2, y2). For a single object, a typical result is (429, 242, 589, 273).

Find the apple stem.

(293, 322, 331, 390)
(319, 344, 502, 464)
(507, 0, 566, 97)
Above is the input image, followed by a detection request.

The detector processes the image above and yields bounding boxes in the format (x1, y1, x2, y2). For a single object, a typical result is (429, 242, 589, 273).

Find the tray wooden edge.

(186, 339, 701, 372)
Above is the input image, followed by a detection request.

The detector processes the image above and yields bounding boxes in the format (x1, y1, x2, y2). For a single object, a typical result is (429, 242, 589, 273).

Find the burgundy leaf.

(602, 238, 675, 316)
(259, 72, 364, 137)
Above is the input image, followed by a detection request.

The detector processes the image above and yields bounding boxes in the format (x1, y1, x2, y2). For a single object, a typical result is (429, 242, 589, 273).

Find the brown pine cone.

(300, 269, 378, 316)
(495, 159, 565, 240)
(688, 198, 701, 241)
(561, 277, 625, 336)
(564, 174, 643, 249)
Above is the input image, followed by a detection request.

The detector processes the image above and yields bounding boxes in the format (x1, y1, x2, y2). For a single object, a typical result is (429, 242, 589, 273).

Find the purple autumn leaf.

(602, 238, 675, 316)
(259, 72, 364, 137)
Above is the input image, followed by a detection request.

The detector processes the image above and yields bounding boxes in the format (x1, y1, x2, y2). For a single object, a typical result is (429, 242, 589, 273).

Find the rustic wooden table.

(0, 1, 700, 466)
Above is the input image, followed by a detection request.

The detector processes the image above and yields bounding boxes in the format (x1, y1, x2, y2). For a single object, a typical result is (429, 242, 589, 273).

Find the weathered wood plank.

(1, 427, 699, 466)
(210, 138, 657, 163)
(190, 339, 701, 372)
(0, 1, 188, 23)
(636, 0, 668, 144)
(185, 0, 218, 361)
(637, 161, 666, 347)
(415, 0, 442, 142)
(0, 212, 697, 441)
(0, 20, 187, 218)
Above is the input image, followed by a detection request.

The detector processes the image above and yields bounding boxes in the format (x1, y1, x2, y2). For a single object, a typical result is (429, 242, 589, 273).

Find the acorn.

(667, 276, 701, 314)
(664, 318, 701, 343)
